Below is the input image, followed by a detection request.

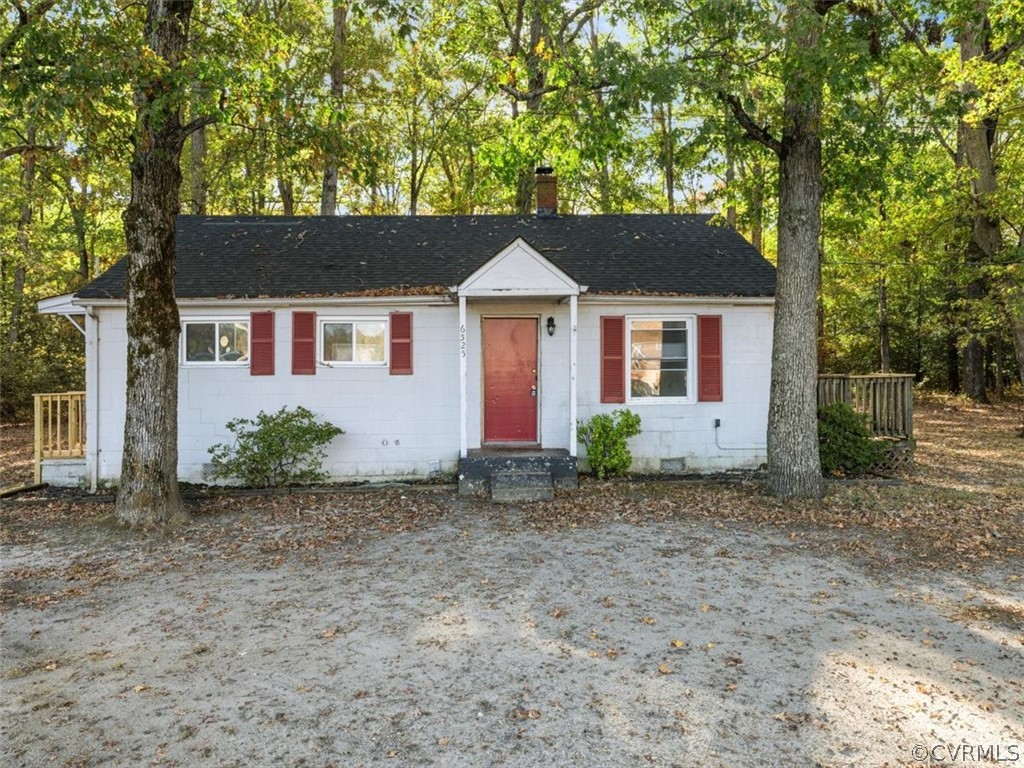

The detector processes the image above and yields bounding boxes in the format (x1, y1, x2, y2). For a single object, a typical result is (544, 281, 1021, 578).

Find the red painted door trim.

(482, 317, 539, 444)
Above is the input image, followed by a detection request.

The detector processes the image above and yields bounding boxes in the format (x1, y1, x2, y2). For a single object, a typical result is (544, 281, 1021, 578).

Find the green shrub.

(207, 406, 344, 487)
(818, 402, 886, 477)
(577, 409, 642, 479)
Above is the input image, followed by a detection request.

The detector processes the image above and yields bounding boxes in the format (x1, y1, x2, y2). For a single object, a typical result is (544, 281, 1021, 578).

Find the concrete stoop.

(458, 449, 577, 502)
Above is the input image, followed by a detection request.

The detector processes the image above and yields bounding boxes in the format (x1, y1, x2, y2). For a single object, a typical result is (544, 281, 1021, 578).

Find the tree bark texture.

(320, 1, 348, 216)
(115, 0, 196, 528)
(1011, 308, 1024, 388)
(956, 2, 1002, 403)
(765, 1, 826, 499)
(279, 177, 295, 215)
(514, 7, 546, 215)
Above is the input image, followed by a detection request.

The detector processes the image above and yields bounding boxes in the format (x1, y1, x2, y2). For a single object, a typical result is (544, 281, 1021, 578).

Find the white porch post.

(459, 294, 468, 458)
(569, 294, 578, 457)
(85, 310, 99, 492)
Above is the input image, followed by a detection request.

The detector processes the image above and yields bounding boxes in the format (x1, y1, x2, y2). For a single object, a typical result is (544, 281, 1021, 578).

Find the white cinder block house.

(41, 175, 776, 492)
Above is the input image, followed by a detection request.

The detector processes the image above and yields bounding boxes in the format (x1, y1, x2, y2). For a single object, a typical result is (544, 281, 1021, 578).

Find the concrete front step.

(458, 450, 578, 497)
(490, 470, 554, 503)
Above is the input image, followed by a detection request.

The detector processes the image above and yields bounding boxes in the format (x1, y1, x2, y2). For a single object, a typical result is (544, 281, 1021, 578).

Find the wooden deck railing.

(33, 391, 86, 483)
(817, 374, 914, 440)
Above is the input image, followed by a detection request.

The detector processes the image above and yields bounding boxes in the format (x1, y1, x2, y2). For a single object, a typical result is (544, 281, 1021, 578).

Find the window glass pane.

(629, 319, 689, 398)
(660, 368, 688, 397)
(355, 322, 386, 362)
(661, 322, 687, 359)
(219, 322, 249, 361)
(185, 323, 216, 362)
(324, 323, 353, 361)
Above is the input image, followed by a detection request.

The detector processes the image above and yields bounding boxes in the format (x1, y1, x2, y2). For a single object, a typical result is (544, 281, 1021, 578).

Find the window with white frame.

(319, 319, 387, 364)
(628, 317, 693, 401)
(183, 320, 249, 364)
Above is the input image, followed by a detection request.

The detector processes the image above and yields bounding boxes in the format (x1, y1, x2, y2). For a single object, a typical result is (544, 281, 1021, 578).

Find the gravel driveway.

(2, 487, 1021, 768)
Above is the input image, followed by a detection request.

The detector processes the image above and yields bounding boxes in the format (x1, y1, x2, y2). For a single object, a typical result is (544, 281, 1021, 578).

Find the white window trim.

(181, 317, 250, 367)
(317, 317, 389, 367)
(625, 314, 696, 405)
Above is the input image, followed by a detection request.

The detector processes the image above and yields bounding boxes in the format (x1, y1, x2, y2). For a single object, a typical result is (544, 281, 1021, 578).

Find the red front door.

(483, 317, 538, 443)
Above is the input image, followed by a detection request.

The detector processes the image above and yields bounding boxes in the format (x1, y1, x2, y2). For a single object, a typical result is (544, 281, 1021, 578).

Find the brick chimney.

(535, 166, 557, 217)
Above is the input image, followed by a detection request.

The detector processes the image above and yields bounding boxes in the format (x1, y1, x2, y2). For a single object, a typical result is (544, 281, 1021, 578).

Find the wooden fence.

(817, 374, 914, 440)
(33, 391, 86, 483)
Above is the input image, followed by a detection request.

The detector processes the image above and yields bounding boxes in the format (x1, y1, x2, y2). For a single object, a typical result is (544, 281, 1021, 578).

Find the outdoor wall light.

(546, 316, 556, 336)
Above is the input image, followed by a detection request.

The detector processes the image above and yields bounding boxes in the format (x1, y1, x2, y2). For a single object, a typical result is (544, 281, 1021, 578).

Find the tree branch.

(499, 82, 561, 103)
(556, 0, 605, 46)
(178, 115, 217, 140)
(718, 92, 782, 155)
(0, 143, 59, 161)
(494, 0, 515, 40)
(880, 0, 930, 58)
(987, 36, 1024, 65)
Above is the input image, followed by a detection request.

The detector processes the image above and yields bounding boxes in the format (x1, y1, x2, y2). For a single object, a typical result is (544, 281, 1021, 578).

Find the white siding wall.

(92, 303, 462, 484)
(89, 298, 772, 484)
(94, 307, 128, 483)
(576, 302, 773, 472)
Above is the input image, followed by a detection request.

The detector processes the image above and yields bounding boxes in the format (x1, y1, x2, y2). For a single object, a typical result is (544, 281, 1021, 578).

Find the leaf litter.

(1, 396, 1022, 766)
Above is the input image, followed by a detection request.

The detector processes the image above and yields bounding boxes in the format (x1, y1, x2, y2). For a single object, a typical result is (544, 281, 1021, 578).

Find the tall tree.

(321, 1, 348, 215)
(721, 0, 843, 499)
(116, 0, 210, 527)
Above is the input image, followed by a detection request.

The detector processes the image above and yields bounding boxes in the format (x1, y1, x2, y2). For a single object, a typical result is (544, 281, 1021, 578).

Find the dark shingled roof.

(77, 214, 776, 300)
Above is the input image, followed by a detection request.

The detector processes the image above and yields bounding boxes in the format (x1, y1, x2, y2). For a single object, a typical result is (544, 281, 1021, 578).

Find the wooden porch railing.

(817, 374, 914, 440)
(33, 391, 86, 483)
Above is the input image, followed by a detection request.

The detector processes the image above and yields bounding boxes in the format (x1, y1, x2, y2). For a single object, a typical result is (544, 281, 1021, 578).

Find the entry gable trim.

(455, 237, 581, 298)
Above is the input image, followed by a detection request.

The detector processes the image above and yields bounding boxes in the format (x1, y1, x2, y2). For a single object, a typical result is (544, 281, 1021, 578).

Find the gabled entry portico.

(454, 238, 583, 497)
(454, 237, 583, 459)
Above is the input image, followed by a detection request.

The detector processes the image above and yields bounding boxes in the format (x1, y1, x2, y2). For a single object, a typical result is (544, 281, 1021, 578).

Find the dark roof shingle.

(77, 214, 775, 300)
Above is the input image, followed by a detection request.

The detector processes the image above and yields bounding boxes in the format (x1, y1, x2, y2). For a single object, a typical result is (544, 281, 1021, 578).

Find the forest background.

(3, 0, 1023, 421)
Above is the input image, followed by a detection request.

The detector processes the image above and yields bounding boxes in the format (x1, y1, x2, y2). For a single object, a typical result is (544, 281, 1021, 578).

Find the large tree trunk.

(514, 7, 546, 215)
(320, 1, 348, 216)
(116, 0, 198, 528)
(721, 1, 829, 498)
(956, 2, 1002, 404)
(278, 177, 295, 216)
(1011, 307, 1024, 388)
(764, 0, 827, 499)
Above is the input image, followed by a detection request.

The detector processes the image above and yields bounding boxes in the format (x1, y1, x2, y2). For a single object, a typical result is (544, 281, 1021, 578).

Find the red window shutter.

(250, 311, 275, 376)
(601, 316, 626, 403)
(389, 312, 413, 375)
(698, 315, 723, 402)
(292, 311, 316, 375)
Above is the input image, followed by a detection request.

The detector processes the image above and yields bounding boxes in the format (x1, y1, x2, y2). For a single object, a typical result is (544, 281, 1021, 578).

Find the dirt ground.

(2, 396, 1023, 767)
(0, 423, 34, 488)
